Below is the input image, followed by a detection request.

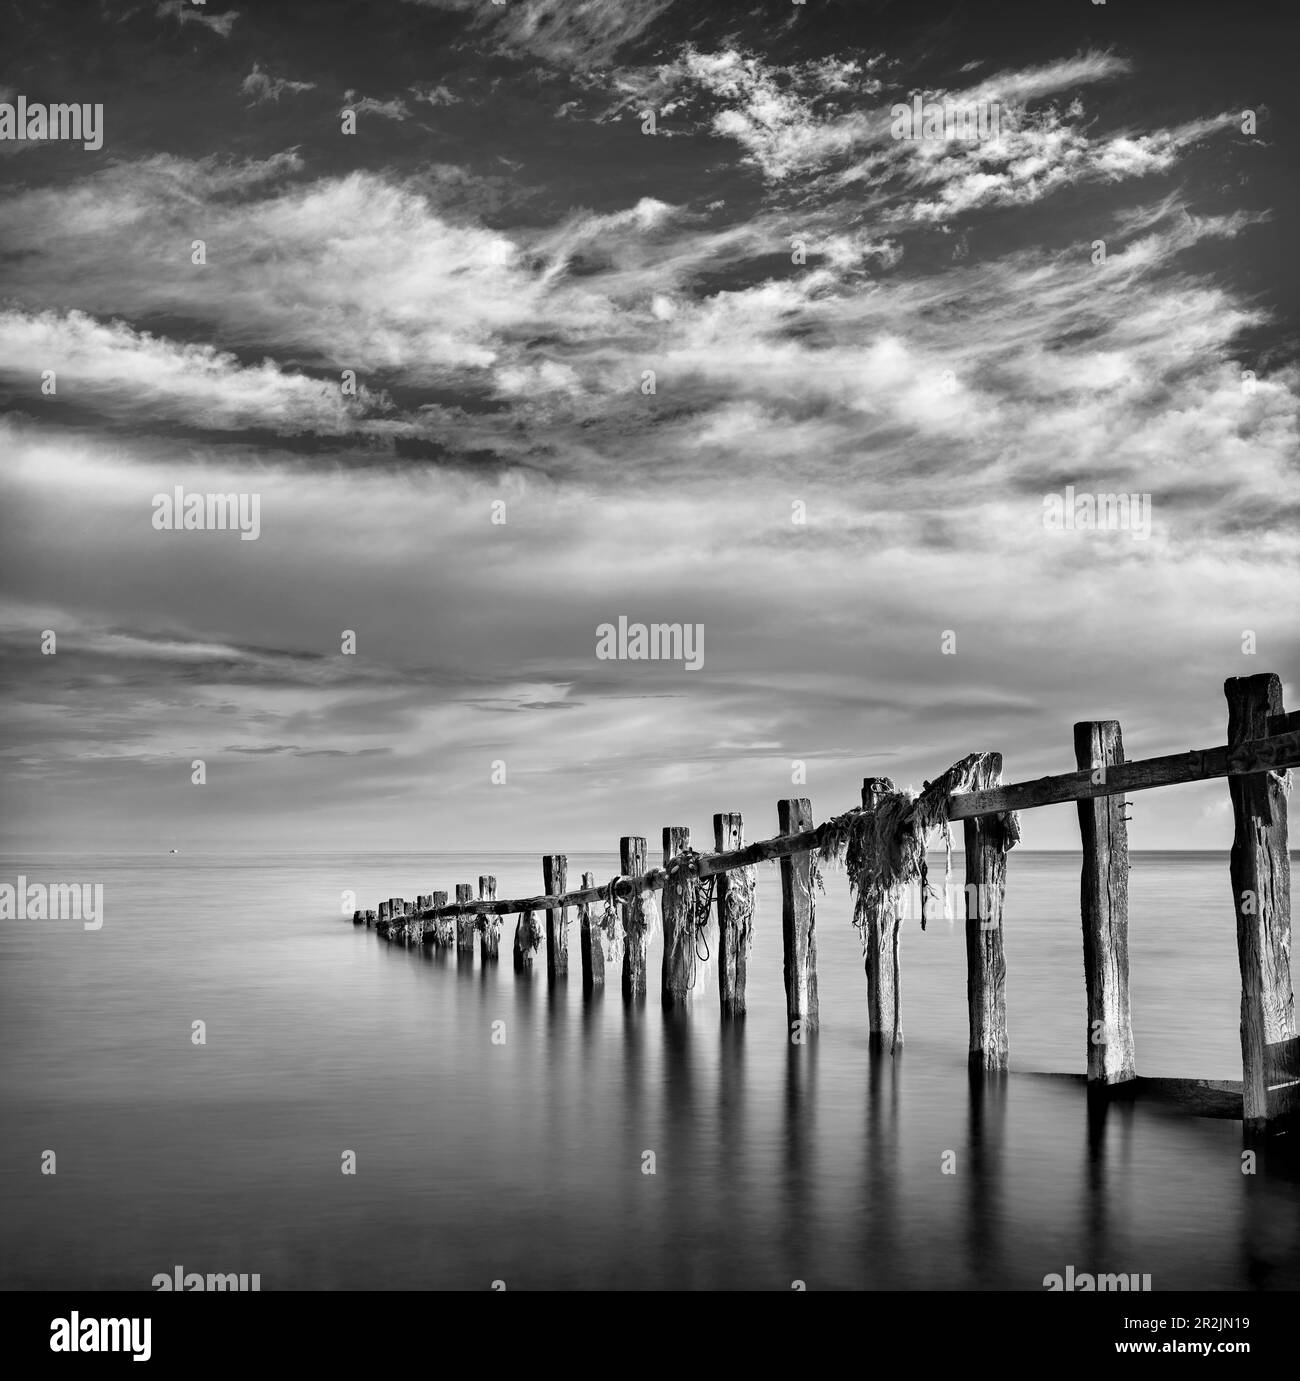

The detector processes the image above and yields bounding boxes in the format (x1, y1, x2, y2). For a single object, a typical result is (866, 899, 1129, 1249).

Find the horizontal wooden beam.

(946, 729, 1300, 821)
(388, 728, 1298, 920)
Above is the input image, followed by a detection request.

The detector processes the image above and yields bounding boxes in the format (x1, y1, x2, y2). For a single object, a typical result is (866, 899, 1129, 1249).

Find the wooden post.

(963, 753, 1015, 1073)
(514, 909, 539, 973)
(478, 876, 499, 962)
(661, 826, 693, 1010)
(778, 799, 818, 1040)
(364, 910, 375, 926)
(861, 778, 902, 1055)
(715, 813, 754, 1019)
(1074, 721, 1136, 1086)
(1226, 674, 1296, 1130)
(579, 870, 604, 992)
(424, 891, 447, 946)
(543, 856, 569, 984)
(456, 884, 475, 952)
(621, 836, 648, 1000)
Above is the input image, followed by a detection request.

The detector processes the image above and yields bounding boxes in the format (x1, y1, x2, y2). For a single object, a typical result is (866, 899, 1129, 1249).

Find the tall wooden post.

(1226, 674, 1296, 1131)
(620, 836, 648, 1000)
(715, 813, 754, 1019)
(543, 856, 569, 984)
(962, 753, 1015, 1072)
(456, 884, 475, 952)
(662, 826, 694, 1010)
(1074, 721, 1135, 1086)
(861, 778, 902, 1054)
(778, 799, 818, 1040)
(478, 876, 499, 963)
(579, 870, 604, 992)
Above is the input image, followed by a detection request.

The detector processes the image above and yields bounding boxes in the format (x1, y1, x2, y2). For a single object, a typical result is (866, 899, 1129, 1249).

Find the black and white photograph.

(1, 0, 1297, 1355)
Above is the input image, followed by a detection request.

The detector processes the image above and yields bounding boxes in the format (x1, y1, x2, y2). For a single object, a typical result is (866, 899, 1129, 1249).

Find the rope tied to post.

(599, 875, 630, 962)
(664, 847, 715, 988)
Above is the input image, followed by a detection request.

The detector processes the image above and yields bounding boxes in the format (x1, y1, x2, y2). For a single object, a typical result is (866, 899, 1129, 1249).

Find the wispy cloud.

(241, 64, 316, 105)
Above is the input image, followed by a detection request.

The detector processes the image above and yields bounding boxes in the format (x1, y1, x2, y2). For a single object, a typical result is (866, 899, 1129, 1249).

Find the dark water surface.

(2, 851, 1297, 1290)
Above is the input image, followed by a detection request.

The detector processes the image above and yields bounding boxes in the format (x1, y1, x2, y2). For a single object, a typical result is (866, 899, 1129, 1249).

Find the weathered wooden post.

(861, 778, 902, 1055)
(542, 856, 569, 984)
(1073, 721, 1136, 1087)
(514, 908, 539, 973)
(661, 826, 693, 1010)
(962, 753, 1015, 1073)
(579, 870, 604, 992)
(364, 909, 375, 926)
(478, 876, 500, 963)
(715, 813, 754, 1019)
(456, 884, 475, 952)
(423, 890, 447, 946)
(1225, 674, 1296, 1131)
(621, 836, 648, 1000)
(415, 895, 430, 944)
(778, 799, 818, 1040)
(437, 891, 456, 947)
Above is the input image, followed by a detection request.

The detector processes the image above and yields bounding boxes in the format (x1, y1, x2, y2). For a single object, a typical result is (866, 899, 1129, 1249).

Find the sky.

(0, 0, 1297, 854)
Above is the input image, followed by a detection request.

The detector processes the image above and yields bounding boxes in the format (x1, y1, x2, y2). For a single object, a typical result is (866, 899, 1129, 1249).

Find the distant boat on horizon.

(168, 848, 179, 855)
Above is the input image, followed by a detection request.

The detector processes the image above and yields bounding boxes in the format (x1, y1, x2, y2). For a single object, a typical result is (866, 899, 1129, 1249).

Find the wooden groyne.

(350, 674, 1300, 1133)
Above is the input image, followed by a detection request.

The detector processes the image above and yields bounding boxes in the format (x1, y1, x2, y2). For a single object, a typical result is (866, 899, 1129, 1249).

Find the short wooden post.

(715, 813, 754, 1019)
(424, 890, 448, 946)
(861, 778, 903, 1054)
(579, 870, 604, 992)
(543, 856, 569, 984)
(963, 753, 1015, 1072)
(456, 884, 475, 952)
(364, 909, 375, 926)
(1074, 721, 1136, 1086)
(620, 836, 648, 1000)
(661, 826, 693, 1010)
(478, 876, 499, 963)
(778, 799, 818, 1039)
(514, 909, 539, 973)
(1226, 674, 1296, 1130)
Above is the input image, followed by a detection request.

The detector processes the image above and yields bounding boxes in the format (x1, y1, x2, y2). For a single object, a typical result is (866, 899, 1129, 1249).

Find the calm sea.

(1, 850, 1296, 1290)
